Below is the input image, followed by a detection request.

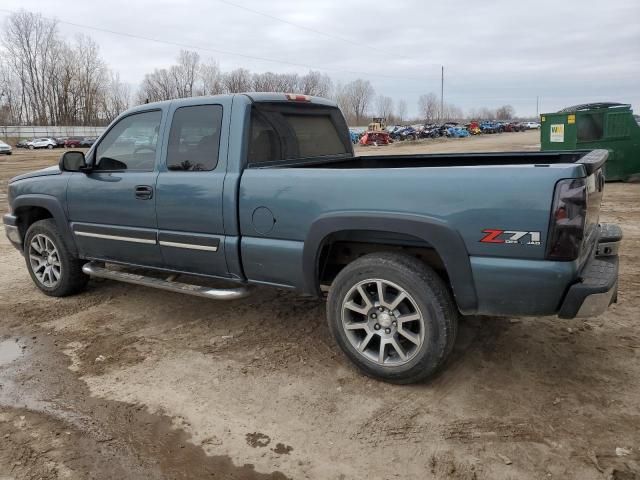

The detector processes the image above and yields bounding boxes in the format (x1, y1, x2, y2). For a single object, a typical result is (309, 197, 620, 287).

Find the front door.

(155, 100, 230, 277)
(67, 109, 164, 266)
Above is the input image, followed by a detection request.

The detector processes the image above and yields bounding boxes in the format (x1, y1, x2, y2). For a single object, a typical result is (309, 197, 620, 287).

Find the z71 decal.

(480, 229, 541, 246)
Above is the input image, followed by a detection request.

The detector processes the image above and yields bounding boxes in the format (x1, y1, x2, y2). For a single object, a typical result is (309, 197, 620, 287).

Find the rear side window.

(577, 113, 604, 142)
(167, 105, 223, 171)
(247, 104, 350, 165)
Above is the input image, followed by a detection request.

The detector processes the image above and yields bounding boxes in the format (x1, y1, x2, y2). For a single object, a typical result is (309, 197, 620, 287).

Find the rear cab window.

(247, 103, 352, 166)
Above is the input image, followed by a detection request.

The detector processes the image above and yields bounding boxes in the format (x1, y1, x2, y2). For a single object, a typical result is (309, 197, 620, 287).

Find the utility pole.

(440, 65, 444, 122)
(536, 96, 539, 118)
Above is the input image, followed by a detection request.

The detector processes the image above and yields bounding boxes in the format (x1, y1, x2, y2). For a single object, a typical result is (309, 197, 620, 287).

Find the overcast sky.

(2, 0, 639, 117)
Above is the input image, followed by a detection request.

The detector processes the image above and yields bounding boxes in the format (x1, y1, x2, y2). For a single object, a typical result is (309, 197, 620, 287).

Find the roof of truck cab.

(242, 92, 338, 107)
(124, 93, 338, 115)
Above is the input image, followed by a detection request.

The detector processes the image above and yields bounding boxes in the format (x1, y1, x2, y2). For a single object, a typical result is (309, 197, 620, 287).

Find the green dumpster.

(540, 102, 640, 181)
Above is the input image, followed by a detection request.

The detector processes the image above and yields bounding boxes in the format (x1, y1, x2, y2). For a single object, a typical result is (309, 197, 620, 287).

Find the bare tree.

(199, 59, 224, 95)
(2, 11, 60, 124)
(417, 93, 439, 123)
(100, 72, 130, 122)
(396, 100, 407, 122)
(275, 73, 299, 92)
(74, 35, 107, 125)
(298, 70, 332, 97)
(1, 11, 130, 125)
(0, 58, 25, 124)
(338, 79, 374, 125)
(252, 71, 280, 92)
(172, 50, 199, 98)
(375, 95, 393, 120)
(496, 104, 515, 120)
(441, 102, 463, 121)
(223, 68, 252, 93)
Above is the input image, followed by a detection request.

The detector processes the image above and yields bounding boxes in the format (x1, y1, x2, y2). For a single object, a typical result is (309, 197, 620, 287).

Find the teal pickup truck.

(3, 93, 621, 383)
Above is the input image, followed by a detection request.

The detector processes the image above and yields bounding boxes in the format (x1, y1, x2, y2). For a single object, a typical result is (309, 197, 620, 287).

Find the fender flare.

(302, 212, 478, 314)
(12, 194, 78, 255)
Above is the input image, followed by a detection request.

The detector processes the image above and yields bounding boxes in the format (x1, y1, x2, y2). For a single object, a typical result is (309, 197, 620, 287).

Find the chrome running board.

(82, 261, 250, 300)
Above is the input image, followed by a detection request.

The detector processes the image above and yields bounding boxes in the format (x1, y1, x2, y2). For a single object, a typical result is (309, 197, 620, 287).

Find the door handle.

(135, 185, 153, 200)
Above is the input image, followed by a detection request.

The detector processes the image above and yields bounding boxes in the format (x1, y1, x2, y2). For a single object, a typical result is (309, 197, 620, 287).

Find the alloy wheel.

(341, 279, 425, 366)
(28, 234, 62, 287)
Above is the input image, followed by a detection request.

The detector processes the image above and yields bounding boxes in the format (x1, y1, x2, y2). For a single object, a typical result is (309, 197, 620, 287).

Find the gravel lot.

(1, 132, 638, 479)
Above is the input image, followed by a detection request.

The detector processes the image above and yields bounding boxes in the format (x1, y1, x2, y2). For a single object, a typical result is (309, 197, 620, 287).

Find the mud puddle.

(0, 334, 290, 479)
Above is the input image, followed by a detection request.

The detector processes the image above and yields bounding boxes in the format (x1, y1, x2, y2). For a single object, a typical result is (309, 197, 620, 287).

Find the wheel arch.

(13, 194, 77, 255)
(303, 212, 478, 314)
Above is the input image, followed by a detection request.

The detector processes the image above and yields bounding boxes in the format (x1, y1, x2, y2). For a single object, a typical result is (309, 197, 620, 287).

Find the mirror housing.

(59, 151, 89, 172)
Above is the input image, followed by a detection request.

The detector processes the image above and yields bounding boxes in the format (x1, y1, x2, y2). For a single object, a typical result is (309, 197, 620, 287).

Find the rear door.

(155, 97, 231, 277)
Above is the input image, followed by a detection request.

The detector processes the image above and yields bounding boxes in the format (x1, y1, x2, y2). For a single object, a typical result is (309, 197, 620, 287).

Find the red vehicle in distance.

(64, 137, 83, 148)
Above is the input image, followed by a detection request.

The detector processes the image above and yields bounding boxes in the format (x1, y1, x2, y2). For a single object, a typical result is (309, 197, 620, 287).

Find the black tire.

(47, 144, 53, 149)
(327, 252, 458, 384)
(24, 219, 88, 297)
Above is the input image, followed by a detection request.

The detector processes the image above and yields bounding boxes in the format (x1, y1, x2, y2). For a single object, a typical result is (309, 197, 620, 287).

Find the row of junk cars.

(0, 136, 98, 155)
(352, 119, 541, 146)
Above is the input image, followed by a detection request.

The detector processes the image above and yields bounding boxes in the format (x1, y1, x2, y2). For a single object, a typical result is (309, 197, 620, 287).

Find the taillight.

(546, 178, 587, 260)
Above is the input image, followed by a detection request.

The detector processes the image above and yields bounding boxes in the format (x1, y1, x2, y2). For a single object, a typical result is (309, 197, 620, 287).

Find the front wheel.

(327, 252, 458, 384)
(24, 219, 88, 297)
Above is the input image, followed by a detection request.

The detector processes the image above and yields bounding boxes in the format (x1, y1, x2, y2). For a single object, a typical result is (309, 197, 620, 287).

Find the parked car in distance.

(447, 126, 470, 138)
(55, 137, 67, 148)
(26, 138, 57, 149)
(0, 140, 12, 155)
(80, 137, 97, 147)
(349, 129, 361, 144)
(16, 139, 32, 149)
(480, 121, 499, 134)
(4, 93, 621, 384)
(523, 121, 541, 129)
(466, 122, 481, 135)
(507, 122, 526, 132)
(64, 137, 83, 148)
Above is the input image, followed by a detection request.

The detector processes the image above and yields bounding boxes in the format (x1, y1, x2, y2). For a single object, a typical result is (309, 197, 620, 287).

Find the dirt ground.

(0, 132, 638, 480)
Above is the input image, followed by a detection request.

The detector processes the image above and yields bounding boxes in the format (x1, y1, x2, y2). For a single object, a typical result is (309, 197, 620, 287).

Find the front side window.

(166, 105, 223, 171)
(95, 110, 162, 171)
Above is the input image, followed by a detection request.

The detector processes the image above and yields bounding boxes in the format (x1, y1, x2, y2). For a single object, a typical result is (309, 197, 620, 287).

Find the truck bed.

(274, 150, 600, 171)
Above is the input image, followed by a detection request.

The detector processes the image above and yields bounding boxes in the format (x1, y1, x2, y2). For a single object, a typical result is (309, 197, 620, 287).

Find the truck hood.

(10, 165, 61, 183)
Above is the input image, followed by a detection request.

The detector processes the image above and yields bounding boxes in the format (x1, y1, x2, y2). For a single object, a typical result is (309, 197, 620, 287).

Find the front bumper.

(3, 213, 22, 251)
(558, 223, 621, 319)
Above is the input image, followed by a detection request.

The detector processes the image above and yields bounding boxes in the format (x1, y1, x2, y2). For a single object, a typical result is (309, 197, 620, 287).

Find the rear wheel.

(327, 252, 458, 384)
(24, 219, 88, 297)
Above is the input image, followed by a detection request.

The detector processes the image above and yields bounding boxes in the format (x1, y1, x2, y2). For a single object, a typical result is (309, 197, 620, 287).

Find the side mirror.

(59, 151, 88, 172)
